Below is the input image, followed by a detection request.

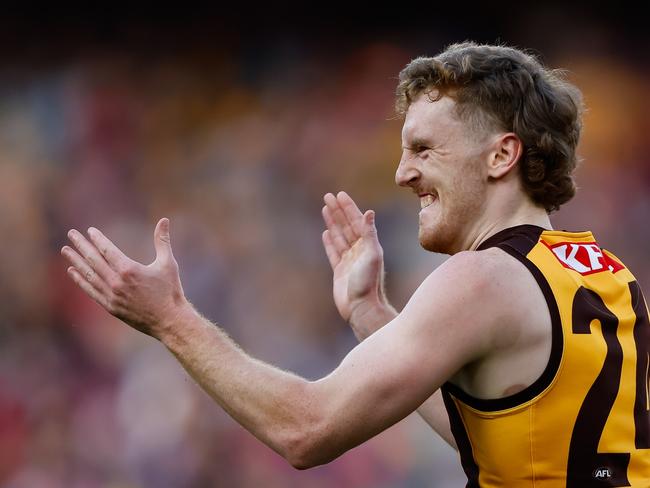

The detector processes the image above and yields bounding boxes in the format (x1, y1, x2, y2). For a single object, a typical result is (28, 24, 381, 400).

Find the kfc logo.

(545, 241, 624, 275)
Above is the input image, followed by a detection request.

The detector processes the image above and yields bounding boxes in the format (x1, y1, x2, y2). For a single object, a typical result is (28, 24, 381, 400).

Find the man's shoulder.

(420, 248, 545, 339)
(407, 250, 510, 317)
(430, 247, 531, 295)
(393, 244, 551, 378)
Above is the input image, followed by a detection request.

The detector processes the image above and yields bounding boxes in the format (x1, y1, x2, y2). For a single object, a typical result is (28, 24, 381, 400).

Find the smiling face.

(396, 93, 495, 254)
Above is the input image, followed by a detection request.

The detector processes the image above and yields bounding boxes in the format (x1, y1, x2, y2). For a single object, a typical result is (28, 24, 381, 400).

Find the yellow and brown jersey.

(442, 225, 650, 487)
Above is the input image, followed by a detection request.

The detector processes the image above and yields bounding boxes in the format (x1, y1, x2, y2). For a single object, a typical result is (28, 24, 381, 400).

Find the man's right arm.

(322, 191, 457, 450)
(348, 301, 457, 450)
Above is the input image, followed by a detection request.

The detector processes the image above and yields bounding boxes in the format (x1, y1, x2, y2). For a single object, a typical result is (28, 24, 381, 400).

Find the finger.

(336, 191, 366, 237)
(322, 230, 341, 269)
(363, 209, 378, 237)
(86, 227, 135, 273)
(66, 229, 116, 282)
(66, 265, 110, 310)
(153, 217, 174, 263)
(61, 246, 111, 295)
(323, 193, 357, 244)
(321, 203, 337, 229)
(322, 205, 350, 254)
(322, 204, 345, 240)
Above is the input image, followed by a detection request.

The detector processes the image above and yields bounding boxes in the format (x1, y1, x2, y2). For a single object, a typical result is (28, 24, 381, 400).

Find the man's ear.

(487, 133, 523, 179)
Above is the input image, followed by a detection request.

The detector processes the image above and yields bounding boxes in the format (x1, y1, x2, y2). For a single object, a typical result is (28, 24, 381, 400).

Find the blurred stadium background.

(0, 8, 648, 488)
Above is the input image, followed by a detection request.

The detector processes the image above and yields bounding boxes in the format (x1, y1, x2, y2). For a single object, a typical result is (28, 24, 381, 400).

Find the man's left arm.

(62, 219, 498, 469)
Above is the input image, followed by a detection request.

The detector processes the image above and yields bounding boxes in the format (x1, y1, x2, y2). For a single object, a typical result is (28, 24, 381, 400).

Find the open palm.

(321, 192, 385, 322)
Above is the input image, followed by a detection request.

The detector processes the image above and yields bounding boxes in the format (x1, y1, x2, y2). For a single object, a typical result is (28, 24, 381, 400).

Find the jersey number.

(566, 282, 650, 487)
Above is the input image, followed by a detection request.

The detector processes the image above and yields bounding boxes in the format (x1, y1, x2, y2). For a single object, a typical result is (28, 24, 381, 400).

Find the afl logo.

(593, 467, 612, 480)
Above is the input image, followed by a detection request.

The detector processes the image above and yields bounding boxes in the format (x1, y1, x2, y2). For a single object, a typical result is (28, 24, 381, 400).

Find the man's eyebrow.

(403, 137, 432, 149)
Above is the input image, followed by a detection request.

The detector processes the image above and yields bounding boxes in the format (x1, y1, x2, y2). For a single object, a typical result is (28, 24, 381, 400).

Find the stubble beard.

(418, 183, 486, 255)
(418, 210, 463, 255)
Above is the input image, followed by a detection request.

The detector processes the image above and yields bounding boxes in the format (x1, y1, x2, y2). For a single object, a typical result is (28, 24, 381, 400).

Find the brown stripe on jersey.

(476, 224, 545, 253)
(444, 225, 564, 412)
(441, 388, 480, 488)
(566, 287, 630, 486)
(630, 280, 650, 449)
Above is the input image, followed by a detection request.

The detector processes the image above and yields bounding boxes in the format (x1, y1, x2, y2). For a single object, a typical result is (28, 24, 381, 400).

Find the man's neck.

(463, 202, 552, 253)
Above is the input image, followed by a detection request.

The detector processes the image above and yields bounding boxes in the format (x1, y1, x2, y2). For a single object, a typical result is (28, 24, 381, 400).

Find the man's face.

(396, 93, 493, 254)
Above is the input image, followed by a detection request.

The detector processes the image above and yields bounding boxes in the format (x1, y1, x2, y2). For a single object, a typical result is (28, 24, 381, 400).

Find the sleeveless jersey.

(441, 225, 650, 487)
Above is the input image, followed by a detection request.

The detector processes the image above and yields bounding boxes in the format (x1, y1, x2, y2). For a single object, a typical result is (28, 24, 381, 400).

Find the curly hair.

(395, 42, 584, 212)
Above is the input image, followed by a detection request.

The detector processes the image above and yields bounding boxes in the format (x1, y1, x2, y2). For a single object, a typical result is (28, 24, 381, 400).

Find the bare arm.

(348, 302, 456, 449)
(62, 219, 495, 467)
(322, 191, 456, 449)
(348, 301, 456, 449)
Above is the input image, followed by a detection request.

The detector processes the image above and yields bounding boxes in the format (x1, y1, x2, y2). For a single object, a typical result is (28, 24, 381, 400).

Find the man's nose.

(395, 154, 420, 187)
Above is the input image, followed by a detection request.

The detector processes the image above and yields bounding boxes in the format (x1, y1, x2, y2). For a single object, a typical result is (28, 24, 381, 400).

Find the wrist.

(155, 299, 200, 348)
(348, 295, 397, 341)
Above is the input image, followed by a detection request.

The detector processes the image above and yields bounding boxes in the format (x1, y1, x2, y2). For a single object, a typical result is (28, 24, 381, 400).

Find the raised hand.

(321, 191, 388, 326)
(61, 218, 188, 338)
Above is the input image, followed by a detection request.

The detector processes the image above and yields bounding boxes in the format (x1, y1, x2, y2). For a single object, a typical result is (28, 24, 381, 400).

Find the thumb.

(363, 210, 377, 236)
(154, 217, 174, 262)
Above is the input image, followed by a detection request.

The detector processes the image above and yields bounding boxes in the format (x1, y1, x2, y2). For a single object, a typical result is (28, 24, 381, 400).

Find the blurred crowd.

(0, 22, 649, 488)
